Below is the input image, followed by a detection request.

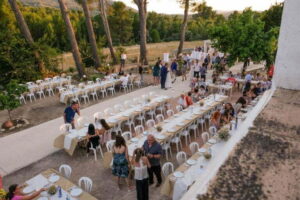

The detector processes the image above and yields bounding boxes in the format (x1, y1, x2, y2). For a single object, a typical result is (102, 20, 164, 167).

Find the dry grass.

(57, 40, 203, 70)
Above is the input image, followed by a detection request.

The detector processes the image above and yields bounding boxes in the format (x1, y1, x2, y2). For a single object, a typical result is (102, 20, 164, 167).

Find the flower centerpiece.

(204, 152, 212, 160)
(156, 126, 162, 132)
(0, 189, 6, 200)
(199, 100, 205, 107)
(48, 186, 57, 196)
(218, 128, 230, 141)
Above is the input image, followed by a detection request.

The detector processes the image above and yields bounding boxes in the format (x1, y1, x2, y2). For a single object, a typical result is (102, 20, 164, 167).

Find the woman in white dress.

(165, 64, 172, 88)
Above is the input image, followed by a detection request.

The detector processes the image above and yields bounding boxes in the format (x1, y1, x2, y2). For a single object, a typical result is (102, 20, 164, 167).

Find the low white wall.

(274, 0, 300, 90)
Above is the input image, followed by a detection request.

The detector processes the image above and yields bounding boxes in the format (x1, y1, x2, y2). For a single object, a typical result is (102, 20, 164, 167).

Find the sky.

(114, 0, 284, 14)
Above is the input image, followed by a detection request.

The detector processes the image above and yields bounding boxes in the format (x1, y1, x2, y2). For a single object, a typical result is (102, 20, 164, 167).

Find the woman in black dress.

(86, 124, 100, 152)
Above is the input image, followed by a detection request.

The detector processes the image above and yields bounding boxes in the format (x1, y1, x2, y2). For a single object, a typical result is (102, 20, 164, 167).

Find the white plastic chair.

(136, 111, 146, 126)
(59, 124, 72, 133)
(106, 140, 115, 152)
(162, 140, 172, 160)
(176, 105, 183, 113)
(201, 132, 210, 143)
(176, 151, 187, 165)
(181, 128, 191, 146)
(107, 82, 116, 96)
(93, 112, 103, 122)
(120, 82, 128, 93)
(90, 88, 98, 101)
(170, 132, 182, 153)
(124, 115, 135, 133)
(87, 142, 103, 161)
(209, 126, 217, 136)
(134, 125, 144, 135)
(197, 117, 206, 132)
(36, 87, 45, 99)
(134, 80, 141, 88)
(77, 116, 89, 128)
(166, 109, 174, 118)
(99, 85, 107, 98)
(156, 104, 165, 115)
(114, 104, 124, 113)
(80, 90, 90, 104)
(26, 89, 36, 102)
(162, 162, 174, 177)
(189, 142, 199, 154)
(45, 84, 54, 96)
(121, 131, 132, 141)
(189, 121, 199, 140)
(104, 108, 114, 116)
(155, 114, 164, 123)
(146, 109, 156, 120)
(59, 164, 72, 178)
(146, 119, 155, 129)
(19, 95, 26, 104)
(78, 177, 93, 192)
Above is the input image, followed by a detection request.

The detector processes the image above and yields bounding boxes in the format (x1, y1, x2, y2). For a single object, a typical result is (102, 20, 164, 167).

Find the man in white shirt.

(194, 59, 200, 79)
(120, 53, 127, 72)
(245, 73, 253, 82)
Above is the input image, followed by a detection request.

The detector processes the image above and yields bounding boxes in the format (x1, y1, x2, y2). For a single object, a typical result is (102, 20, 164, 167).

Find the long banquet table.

(53, 95, 171, 156)
(102, 94, 228, 168)
(22, 168, 97, 200)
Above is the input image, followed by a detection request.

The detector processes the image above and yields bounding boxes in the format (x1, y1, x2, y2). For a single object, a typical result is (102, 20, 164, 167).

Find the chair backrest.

(162, 162, 174, 177)
(176, 105, 183, 113)
(104, 108, 113, 116)
(201, 132, 210, 143)
(114, 104, 124, 113)
(59, 164, 72, 178)
(134, 125, 144, 135)
(209, 126, 217, 136)
(166, 109, 174, 117)
(156, 114, 164, 123)
(146, 119, 156, 129)
(78, 177, 93, 192)
(59, 124, 72, 133)
(77, 116, 88, 128)
(176, 151, 187, 165)
(106, 140, 115, 152)
(121, 131, 132, 141)
(123, 100, 133, 108)
(93, 112, 103, 121)
(189, 142, 199, 154)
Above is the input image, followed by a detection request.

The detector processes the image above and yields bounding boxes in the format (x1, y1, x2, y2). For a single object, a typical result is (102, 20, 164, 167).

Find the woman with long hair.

(96, 119, 111, 145)
(131, 148, 150, 200)
(112, 135, 132, 191)
(210, 110, 221, 129)
(86, 123, 100, 153)
(6, 184, 45, 200)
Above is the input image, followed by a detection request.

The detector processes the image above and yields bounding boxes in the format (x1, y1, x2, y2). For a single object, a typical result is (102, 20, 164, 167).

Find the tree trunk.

(58, 0, 84, 78)
(8, 0, 45, 72)
(99, 0, 117, 64)
(81, 0, 101, 69)
(134, 0, 148, 65)
(177, 0, 189, 58)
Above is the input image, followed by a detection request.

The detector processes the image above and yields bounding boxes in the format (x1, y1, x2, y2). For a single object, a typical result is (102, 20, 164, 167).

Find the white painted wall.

(274, 0, 300, 90)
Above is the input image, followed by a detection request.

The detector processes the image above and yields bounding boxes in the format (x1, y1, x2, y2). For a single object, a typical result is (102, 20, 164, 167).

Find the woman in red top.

(185, 92, 193, 107)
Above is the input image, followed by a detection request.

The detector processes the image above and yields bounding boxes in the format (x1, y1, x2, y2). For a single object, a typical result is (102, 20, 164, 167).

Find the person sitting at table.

(64, 101, 80, 129)
(236, 93, 248, 108)
(6, 184, 46, 200)
(97, 119, 111, 145)
(226, 74, 237, 85)
(192, 88, 201, 102)
(221, 103, 235, 124)
(131, 148, 150, 200)
(178, 94, 187, 109)
(252, 82, 262, 98)
(143, 134, 163, 187)
(184, 92, 193, 107)
(86, 124, 100, 153)
(199, 85, 207, 98)
(112, 135, 132, 191)
(210, 110, 221, 129)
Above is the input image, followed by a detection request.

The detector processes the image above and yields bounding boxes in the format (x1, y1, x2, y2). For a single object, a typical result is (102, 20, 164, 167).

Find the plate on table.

(84, 123, 89, 127)
(123, 113, 130, 117)
(177, 122, 185, 126)
(164, 119, 170, 123)
(37, 197, 48, 200)
(155, 134, 165, 140)
(198, 148, 207, 153)
(131, 138, 139, 143)
(143, 131, 148, 135)
(174, 114, 180, 117)
(182, 109, 188, 112)
(208, 138, 217, 144)
(135, 108, 142, 112)
(23, 186, 34, 194)
(167, 128, 176, 133)
(48, 174, 60, 183)
(107, 119, 117, 123)
(70, 188, 83, 197)
(173, 171, 184, 178)
(186, 159, 196, 165)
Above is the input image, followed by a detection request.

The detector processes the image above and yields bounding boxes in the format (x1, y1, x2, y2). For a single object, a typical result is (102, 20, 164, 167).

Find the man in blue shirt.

(143, 134, 163, 187)
(64, 102, 80, 129)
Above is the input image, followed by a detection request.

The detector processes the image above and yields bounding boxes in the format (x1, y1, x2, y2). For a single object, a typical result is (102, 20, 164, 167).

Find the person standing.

(152, 61, 161, 85)
(132, 148, 150, 200)
(194, 59, 200, 80)
(199, 64, 207, 82)
(143, 134, 162, 187)
(63, 101, 80, 129)
(160, 63, 168, 90)
(112, 135, 132, 190)
(120, 53, 127, 72)
(170, 59, 177, 80)
(138, 65, 144, 85)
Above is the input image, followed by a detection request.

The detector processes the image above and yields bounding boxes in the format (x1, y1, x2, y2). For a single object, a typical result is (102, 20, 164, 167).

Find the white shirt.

(134, 160, 148, 180)
(194, 63, 200, 72)
(121, 54, 127, 60)
(245, 74, 252, 82)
